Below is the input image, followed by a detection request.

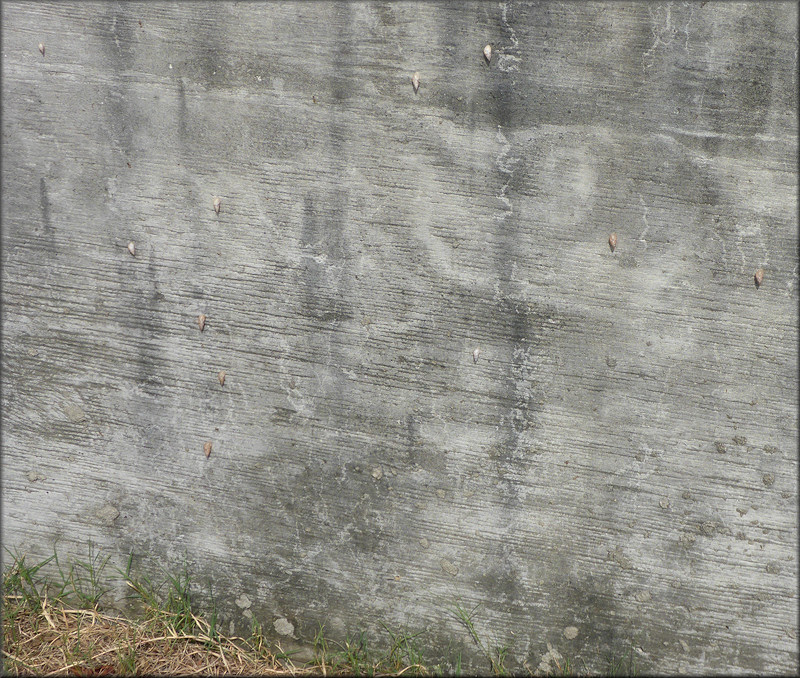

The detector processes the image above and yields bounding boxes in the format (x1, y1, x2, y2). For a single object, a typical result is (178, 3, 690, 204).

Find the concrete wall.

(2, 1, 797, 673)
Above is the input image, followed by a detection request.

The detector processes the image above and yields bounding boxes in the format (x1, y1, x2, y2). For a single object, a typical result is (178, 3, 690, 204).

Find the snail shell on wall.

(213, 197, 221, 214)
(218, 370, 226, 386)
(204, 441, 212, 458)
(754, 268, 764, 287)
(608, 233, 617, 251)
(197, 314, 207, 331)
(473, 348, 481, 363)
(484, 44, 492, 63)
(38, 43, 45, 56)
(412, 71, 420, 93)
(127, 241, 135, 256)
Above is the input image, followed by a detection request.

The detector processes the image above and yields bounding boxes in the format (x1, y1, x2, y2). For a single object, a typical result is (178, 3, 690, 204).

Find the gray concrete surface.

(2, 1, 798, 674)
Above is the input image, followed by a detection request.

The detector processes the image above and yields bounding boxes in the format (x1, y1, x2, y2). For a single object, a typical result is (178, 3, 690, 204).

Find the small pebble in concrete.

(659, 498, 670, 509)
(473, 347, 481, 363)
(609, 546, 633, 569)
(204, 441, 212, 458)
(235, 594, 252, 609)
(608, 232, 617, 251)
(27, 470, 46, 483)
(679, 639, 690, 653)
(213, 197, 221, 214)
(754, 268, 764, 287)
(96, 503, 120, 526)
(218, 370, 226, 386)
(762, 473, 774, 487)
(63, 403, 87, 423)
(127, 241, 135, 256)
(411, 71, 420, 93)
(419, 537, 429, 549)
(483, 44, 492, 63)
(274, 617, 294, 636)
(440, 558, 458, 576)
(197, 314, 207, 332)
(563, 626, 578, 639)
(635, 590, 651, 602)
(38, 43, 45, 56)
(371, 467, 382, 480)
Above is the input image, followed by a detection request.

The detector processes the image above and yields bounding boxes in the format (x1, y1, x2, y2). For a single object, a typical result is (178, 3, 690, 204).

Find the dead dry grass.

(1, 547, 436, 677)
(2, 592, 308, 676)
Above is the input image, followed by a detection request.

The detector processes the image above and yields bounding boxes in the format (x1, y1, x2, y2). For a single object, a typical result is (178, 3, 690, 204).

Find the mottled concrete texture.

(2, 2, 798, 674)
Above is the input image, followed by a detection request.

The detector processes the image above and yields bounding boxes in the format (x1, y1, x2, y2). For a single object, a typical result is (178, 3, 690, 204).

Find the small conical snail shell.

(197, 314, 207, 331)
(38, 43, 45, 56)
(204, 441, 212, 458)
(483, 44, 492, 63)
(218, 370, 226, 386)
(608, 233, 617, 251)
(754, 268, 764, 287)
(127, 241, 135, 256)
(473, 348, 481, 364)
(412, 71, 420, 93)
(213, 197, 221, 214)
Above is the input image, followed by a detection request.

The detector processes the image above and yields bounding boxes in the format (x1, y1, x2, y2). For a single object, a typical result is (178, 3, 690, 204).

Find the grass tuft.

(607, 641, 638, 677)
(451, 599, 509, 676)
(2, 548, 294, 675)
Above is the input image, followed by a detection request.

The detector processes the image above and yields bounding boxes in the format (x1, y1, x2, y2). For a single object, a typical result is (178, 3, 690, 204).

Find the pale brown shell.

(197, 314, 207, 331)
(608, 233, 618, 251)
(127, 241, 136, 256)
(483, 44, 492, 63)
(38, 43, 45, 56)
(754, 268, 764, 287)
(412, 72, 420, 93)
(213, 197, 221, 214)
(473, 348, 481, 363)
(204, 441, 213, 458)
(218, 370, 226, 386)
